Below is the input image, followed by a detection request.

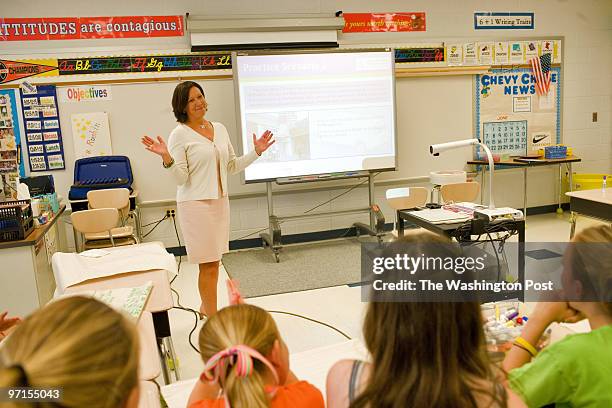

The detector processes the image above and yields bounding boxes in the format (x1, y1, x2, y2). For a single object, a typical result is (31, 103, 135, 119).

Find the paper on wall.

(525, 41, 539, 59)
(463, 42, 478, 65)
(447, 43, 463, 66)
(513, 96, 532, 113)
(539, 87, 555, 110)
(71, 112, 112, 159)
(510, 42, 525, 64)
(553, 40, 562, 63)
(478, 42, 494, 65)
(494, 42, 509, 64)
(541, 40, 554, 56)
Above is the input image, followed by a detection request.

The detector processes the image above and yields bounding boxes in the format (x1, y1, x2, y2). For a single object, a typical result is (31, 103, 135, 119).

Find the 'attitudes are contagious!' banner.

(0, 16, 184, 41)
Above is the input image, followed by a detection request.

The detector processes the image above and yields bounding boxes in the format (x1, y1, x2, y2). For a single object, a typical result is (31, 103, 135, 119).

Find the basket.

(0, 199, 34, 242)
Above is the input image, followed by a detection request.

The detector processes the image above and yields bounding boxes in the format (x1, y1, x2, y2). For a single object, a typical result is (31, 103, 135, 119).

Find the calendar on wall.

(482, 120, 527, 156)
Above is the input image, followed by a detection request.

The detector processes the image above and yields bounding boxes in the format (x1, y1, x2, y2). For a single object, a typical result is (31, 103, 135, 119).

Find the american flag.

(530, 53, 552, 95)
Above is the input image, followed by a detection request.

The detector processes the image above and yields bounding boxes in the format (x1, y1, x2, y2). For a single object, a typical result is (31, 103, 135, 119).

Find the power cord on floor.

(267, 310, 352, 340)
(234, 172, 381, 241)
(167, 212, 201, 354)
(165, 198, 355, 354)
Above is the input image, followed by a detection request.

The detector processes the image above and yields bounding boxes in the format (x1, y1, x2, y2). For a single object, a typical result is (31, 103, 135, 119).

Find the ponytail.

(199, 305, 282, 408)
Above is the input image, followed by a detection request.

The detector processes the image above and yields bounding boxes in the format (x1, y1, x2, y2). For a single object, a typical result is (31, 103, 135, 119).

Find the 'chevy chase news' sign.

(474, 12, 534, 30)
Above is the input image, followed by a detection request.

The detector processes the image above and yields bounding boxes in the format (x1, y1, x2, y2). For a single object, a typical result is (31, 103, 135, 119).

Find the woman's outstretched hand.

(141, 135, 170, 157)
(253, 130, 275, 155)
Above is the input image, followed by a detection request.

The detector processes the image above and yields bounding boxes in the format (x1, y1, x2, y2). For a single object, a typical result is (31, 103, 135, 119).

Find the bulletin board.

(474, 66, 562, 155)
(0, 89, 25, 200)
(20, 85, 67, 171)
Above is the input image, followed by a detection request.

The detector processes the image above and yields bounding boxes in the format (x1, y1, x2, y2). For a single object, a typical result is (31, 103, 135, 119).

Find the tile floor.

(166, 212, 606, 382)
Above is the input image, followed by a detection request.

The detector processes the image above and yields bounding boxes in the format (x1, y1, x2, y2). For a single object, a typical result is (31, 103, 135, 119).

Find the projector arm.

(430, 138, 495, 209)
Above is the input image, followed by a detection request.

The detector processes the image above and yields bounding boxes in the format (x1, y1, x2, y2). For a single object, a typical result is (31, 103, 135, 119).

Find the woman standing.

(142, 81, 274, 317)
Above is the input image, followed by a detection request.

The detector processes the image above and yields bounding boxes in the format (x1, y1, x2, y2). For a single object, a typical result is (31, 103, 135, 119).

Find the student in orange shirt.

(187, 303, 324, 408)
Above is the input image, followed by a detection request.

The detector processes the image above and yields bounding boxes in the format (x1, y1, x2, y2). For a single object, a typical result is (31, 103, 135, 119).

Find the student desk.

(467, 156, 581, 217)
(397, 208, 525, 302)
(69, 189, 143, 243)
(53, 242, 180, 384)
(0, 205, 66, 316)
(565, 188, 612, 238)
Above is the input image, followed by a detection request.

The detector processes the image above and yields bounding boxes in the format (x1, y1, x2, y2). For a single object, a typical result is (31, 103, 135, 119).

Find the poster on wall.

(0, 59, 58, 85)
(474, 12, 534, 30)
(475, 67, 561, 156)
(0, 89, 26, 200)
(342, 12, 426, 32)
(70, 112, 112, 159)
(19, 85, 66, 171)
(0, 16, 184, 41)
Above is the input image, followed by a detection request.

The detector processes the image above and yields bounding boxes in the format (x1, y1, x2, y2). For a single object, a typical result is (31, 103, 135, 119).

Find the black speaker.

(20, 175, 55, 196)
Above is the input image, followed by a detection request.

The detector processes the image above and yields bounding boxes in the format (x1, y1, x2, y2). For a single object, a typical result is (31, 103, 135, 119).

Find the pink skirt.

(177, 196, 230, 264)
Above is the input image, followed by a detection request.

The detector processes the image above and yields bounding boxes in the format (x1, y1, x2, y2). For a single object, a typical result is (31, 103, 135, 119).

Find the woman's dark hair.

(352, 230, 507, 408)
(172, 81, 205, 123)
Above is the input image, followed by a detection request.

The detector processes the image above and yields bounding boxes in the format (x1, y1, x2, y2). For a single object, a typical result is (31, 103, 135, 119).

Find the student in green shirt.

(503, 225, 612, 407)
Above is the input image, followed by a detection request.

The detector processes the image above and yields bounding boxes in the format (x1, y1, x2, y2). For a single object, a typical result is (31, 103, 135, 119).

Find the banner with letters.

(0, 16, 184, 41)
(20, 85, 66, 171)
(342, 13, 426, 32)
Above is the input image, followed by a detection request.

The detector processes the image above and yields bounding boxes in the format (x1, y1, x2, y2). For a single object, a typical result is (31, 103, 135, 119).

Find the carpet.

(222, 237, 373, 298)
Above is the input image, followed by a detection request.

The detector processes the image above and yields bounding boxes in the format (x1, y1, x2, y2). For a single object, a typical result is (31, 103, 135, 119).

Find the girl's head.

(354, 230, 504, 408)
(0, 296, 140, 408)
(198, 304, 289, 408)
(563, 224, 612, 314)
(172, 81, 206, 123)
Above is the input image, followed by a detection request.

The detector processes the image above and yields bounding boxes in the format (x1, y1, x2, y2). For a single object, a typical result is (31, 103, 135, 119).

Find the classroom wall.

(2, 0, 611, 249)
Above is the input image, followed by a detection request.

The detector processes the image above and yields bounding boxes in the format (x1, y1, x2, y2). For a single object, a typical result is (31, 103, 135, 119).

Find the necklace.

(199, 121, 209, 129)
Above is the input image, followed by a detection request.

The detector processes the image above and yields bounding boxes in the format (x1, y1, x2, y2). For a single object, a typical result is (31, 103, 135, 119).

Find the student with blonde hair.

(188, 303, 324, 408)
(504, 224, 612, 407)
(0, 296, 140, 408)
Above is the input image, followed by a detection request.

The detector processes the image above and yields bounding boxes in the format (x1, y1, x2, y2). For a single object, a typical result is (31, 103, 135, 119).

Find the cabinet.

(0, 206, 66, 316)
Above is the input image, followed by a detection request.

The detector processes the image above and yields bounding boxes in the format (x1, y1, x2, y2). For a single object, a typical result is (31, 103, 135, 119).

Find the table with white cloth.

(52, 241, 180, 383)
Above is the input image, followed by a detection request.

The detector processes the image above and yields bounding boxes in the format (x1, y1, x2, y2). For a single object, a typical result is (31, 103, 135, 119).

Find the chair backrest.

(385, 187, 429, 210)
(87, 188, 130, 210)
(71, 208, 119, 234)
(440, 182, 480, 203)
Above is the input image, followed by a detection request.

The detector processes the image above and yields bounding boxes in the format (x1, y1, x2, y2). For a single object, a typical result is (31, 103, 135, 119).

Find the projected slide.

(234, 50, 396, 182)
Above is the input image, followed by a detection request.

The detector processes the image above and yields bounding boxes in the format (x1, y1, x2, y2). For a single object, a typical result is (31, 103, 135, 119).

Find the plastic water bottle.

(603, 175, 607, 191)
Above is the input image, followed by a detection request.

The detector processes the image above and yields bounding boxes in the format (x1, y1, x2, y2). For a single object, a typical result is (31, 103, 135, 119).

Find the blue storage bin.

(544, 145, 567, 159)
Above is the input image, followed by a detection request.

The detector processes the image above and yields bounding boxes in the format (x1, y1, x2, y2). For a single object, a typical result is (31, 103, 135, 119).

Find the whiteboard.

(42, 74, 473, 203)
(234, 49, 397, 182)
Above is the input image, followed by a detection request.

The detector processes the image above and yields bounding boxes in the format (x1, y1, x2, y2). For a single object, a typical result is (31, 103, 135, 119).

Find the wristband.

(162, 157, 175, 168)
(514, 336, 538, 357)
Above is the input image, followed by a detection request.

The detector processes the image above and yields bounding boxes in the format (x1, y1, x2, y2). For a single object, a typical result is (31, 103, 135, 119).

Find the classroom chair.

(440, 181, 480, 204)
(71, 208, 137, 252)
(87, 188, 139, 244)
(385, 187, 428, 235)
